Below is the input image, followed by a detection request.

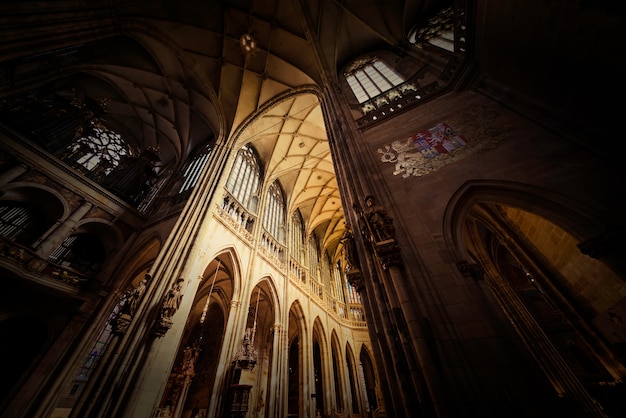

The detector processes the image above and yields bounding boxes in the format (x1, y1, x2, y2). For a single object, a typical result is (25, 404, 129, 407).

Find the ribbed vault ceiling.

(12, 0, 443, 256)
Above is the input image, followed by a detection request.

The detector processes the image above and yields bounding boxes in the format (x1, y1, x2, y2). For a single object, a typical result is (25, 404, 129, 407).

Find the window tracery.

(63, 123, 128, 182)
(225, 145, 261, 212)
(263, 181, 286, 243)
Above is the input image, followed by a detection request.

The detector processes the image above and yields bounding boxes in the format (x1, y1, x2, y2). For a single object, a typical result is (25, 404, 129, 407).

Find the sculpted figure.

(340, 225, 360, 273)
(360, 195, 395, 243)
(161, 278, 184, 318)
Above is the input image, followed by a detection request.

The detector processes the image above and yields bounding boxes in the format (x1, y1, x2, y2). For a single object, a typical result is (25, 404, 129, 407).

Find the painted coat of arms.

(378, 122, 468, 177)
(378, 106, 511, 177)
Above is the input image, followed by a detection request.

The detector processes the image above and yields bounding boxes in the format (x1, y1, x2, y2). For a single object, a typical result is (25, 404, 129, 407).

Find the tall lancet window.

(308, 234, 322, 283)
(179, 143, 212, 194)
(225, 145, 261, 212)
(290, 210, 305, 264)
(262, 181, 286, 243)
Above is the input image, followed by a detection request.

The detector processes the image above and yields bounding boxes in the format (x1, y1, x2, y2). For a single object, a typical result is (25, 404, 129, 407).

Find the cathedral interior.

(1, 1, 625, 418)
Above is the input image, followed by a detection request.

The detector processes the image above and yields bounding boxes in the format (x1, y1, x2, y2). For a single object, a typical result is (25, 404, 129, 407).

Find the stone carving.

(122, 273, 149, 316)
(153, 277, 185, 337)
(111, 312, 132, 335)
(357, 195, 395, 244)
(111, 274, 150, 335)
(182, 343, 201, 376)
(355, 196, 402, 270)
(161, 278, 185, 319)
(340, 225, 360, 273)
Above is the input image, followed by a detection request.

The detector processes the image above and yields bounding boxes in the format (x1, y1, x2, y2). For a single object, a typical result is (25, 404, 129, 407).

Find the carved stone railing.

(356, 79, 438, 127)
(288, 257, 307, 284)
(0, 236, 89, 289)
(356, 54, 464, 128)
(215, 194, 255, 244)
(286, 256, 367, 328)
(309, 278, 324, 299)
(258, 230, 285, 271)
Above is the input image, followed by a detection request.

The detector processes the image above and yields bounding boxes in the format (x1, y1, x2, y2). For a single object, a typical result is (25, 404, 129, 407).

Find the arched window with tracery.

(321, 252, 333, 292)
(308, 234, 322, 283)
(345, 279, 362, 305)
(222, 145, 262, 233)
(290, 210, 305, 263)
(333, 262, 346, 304)
(225, 145, 261, 213)
(263, 181, 286, 243)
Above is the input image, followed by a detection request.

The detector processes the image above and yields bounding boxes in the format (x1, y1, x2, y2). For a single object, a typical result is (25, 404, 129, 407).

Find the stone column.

(266, 323, 283, 418)
(0, 163, 28, 187)
(35, 200, 93, 257)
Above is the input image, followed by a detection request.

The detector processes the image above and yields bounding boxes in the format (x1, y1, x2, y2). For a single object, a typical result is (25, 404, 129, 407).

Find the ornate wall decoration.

(378, 105, 513, 177)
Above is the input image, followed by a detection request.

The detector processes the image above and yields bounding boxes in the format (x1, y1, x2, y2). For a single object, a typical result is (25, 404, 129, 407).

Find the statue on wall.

(357, 195, 395, 244)
(161, 277, 185, 319)
(340, 225, 360, 273)
(127, 273, 149, 315)
(354, 195, 402, 270)
(112, 273, 151, 334)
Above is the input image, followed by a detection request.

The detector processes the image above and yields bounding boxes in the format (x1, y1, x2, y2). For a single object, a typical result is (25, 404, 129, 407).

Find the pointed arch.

(443, 179, 605, 262)
(443, 179, 626, 416)
(199, 250, 240, 313)
(359, 344, 379, 414)
(330, 330, 345, 413)
(312, 317, 328, 416)
(345, 342, 362, 416)
(159, 252, 237, 418)
(287, 300, 307, 417)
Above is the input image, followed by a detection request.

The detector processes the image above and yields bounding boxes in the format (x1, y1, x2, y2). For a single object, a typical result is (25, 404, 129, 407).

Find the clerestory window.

(225, 145, 261, 212)
(263, 181, 286, 243)
(345, 58, 405, 104)
(179, 143, 212, 194)
(290, 210, 305, 264)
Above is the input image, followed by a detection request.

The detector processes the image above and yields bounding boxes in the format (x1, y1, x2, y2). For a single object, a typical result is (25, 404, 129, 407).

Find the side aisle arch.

(442, 179, 626, 417)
